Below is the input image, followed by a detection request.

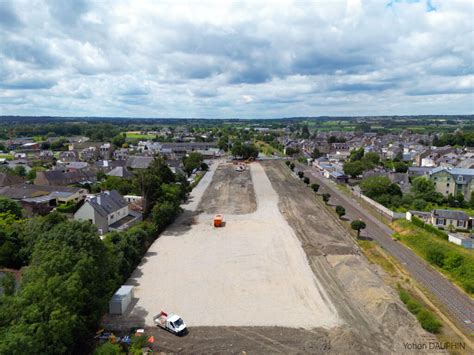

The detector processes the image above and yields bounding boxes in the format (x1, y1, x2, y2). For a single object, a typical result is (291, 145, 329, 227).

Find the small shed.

(109, 285, 134, 315)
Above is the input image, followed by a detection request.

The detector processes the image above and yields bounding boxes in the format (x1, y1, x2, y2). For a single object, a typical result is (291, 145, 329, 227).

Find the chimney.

(97, 195, 101, 205)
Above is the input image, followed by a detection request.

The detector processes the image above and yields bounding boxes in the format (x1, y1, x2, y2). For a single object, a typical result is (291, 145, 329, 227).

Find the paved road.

(300, 164, 474, 334)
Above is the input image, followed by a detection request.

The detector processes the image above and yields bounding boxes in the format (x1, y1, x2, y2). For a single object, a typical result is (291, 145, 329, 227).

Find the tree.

(301, 125, 310, 139)
(285, 161, 291, 166)
(335, 205, 346, 219)
(0, 197, 23, 219)
(470, 191, 474, 209)
(231, 143, 259, 159)
(311, 183, 320, 193)
(112, 134, 126, 148)
(183, 152, 203, 177)
(297, 171, 304, 179)
(363, 152, 380, 165)
(303, 177, 310, 185)
(322, 193, 331, 204)
(351, 220, 366, 237)
(285, 147, 300, 156)
(13, 166, 26, 177)
(349, 148, 364, 162)
(360, 176, 393, 198)
(311, 148, 322, 159)
(200, 162, 209, 171)
(343, 161, 365, 178)
(94, 341, 125, 354)
(289, 163, 295, 171)
(0, 272, 15, 296)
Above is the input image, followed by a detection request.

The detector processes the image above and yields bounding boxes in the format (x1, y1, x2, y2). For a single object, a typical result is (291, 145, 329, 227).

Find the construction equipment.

(213, 214, 223, 227)
(153, 311, 187, 336)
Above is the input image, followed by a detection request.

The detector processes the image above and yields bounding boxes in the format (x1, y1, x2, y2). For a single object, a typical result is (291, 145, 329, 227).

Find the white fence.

(352, 187, 405, 220)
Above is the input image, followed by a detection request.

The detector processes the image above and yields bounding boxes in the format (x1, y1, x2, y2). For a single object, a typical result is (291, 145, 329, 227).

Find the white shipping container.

(109, 285, 134, 315)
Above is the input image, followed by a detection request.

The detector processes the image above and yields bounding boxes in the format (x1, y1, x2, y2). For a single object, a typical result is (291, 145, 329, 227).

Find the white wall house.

(74, 190, 129, 234)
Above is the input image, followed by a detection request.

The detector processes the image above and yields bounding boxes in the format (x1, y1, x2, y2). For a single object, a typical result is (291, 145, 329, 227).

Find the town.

(0, 115, 473, 353)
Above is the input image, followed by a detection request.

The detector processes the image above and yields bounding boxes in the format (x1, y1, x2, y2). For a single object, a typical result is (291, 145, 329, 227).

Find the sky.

(0, 0, 473, 119)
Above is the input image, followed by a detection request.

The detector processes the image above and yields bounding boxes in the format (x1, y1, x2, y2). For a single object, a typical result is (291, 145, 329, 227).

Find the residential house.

(126, 156, 154, 169)
(107, 166, 134, 179)
(74, 190, 141, 234)
(34, 170, 96, 186)
(99, 143, 112, 160)
(429, 167, 474, 200)
(431, 209, 470, 230)
(0, 184, 87, 216)
(0, 173, 25, 187)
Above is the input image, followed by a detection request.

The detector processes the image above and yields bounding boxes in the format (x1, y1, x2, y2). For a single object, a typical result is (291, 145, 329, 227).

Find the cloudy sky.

(0, 0, 473, 118)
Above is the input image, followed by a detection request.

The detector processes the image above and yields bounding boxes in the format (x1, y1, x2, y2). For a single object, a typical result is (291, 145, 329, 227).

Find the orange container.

(214, 214, 223, 227)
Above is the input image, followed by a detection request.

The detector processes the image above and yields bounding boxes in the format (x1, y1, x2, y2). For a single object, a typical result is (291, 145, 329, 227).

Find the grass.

(124, 132, 156, 140)
(398, 286, 442, 333)
(358, 240, 397, 276)
(392, 220, 474, 295)
(0, 154, 13, 160)
(254, 140, 281, 156)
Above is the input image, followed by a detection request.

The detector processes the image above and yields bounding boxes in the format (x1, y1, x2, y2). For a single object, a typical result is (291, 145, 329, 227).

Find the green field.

(124, 132, 156, 139)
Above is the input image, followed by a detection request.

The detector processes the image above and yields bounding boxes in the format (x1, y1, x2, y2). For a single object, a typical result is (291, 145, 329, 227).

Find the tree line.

(0, 156, 190, 353)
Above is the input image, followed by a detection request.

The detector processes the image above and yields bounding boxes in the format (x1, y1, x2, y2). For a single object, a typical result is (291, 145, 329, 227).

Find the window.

(437, 218, 445, 225)
(447, 183, 450, 187)
(457, 220, 465, 228)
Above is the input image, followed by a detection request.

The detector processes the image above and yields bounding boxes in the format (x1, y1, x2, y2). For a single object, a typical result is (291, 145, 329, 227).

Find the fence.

(352, 187, 405, 221)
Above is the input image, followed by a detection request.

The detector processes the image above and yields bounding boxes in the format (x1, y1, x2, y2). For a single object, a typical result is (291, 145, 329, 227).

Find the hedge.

(398, 287, 442, 333)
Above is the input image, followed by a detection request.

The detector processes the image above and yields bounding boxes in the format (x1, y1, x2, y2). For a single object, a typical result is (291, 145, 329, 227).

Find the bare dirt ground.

(198, 163, 256, 214)
(104, 160, 441, 354)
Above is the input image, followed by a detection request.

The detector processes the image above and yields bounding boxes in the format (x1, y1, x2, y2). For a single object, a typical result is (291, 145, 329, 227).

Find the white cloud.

(0, 0, 472, 118)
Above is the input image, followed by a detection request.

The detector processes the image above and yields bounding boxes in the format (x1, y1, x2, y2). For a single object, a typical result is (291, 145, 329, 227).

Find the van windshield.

(173, 318, 183, 327)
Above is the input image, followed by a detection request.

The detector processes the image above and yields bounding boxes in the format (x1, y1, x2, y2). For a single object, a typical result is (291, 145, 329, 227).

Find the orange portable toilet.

(214, 214, 223, 227)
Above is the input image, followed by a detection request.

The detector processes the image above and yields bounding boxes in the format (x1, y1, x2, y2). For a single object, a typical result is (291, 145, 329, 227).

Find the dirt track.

(104, 160, 441, 354)
(198, 163, 256, 214)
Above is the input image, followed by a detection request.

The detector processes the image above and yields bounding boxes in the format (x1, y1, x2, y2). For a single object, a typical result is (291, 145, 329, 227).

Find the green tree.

(360, 176, 392, 198)
(183, 152, 203, 177)
(285, 161, 291, 167)
(311, 183, 320, 193)
(231, 143, 259, 159)
(343, 161, 365, 178)
(303, 177, 310, 185)
(112, 134, 126, 148)
(94, 341, 125, 354)
(311, 148, 322, 159)
(363, 152, 380, 165)
(351, 220, 366, 237)
(0, 272, 16, 296)
(297, 171, 304, 179)
(349, 148, 364, 162)
(335, 205, 346, 219)
(322, 193, 331, 204)
(289, 163, 295, 171)
(0, 197, 23, 219)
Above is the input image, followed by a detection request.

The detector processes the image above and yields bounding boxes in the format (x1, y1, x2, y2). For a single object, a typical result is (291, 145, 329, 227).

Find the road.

(300, 164, 474, 334)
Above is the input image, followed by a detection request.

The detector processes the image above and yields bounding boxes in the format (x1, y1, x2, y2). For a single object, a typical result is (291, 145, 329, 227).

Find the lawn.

(124, 132, 156, 140)
(254, 140, 281, 156)
(391, 219, 474, 294)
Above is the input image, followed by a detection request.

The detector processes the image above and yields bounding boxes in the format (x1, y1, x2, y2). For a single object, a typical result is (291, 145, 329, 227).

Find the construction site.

(106, 160, 440, 353)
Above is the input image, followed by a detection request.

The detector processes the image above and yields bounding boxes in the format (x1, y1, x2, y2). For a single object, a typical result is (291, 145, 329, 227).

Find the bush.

(311, 183, 320, 193)
(303, 177, 310, 185)
(417, 309, 442, 333)
(94, 341, 124, 355)
(398, 288, 410, 304)
(406, 299, 422, 314)
(322, 193, 331, 204)
(335, 205, 346, 219)
(297, 171, 304, 179)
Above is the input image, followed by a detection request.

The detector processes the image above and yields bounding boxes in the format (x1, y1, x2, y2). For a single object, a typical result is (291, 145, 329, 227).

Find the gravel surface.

(116, 162, 341, 328)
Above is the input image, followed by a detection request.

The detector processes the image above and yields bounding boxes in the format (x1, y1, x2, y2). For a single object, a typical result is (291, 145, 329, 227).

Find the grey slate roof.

(126, 156, 154, 169)
(88, 190, 127, 218)
(432, 209, 469, 221)
(107, 166, 134, 179)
